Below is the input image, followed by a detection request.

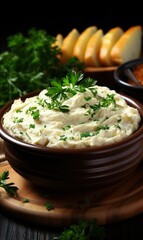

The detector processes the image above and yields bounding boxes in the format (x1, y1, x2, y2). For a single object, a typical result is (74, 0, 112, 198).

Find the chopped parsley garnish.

(80, 125, 110, 139)
(84, 96, 92, 101)
(16, 109, 22, 113)
(31, 109, 40, 120)
(45, 201, 54, 211)
(95, 125, 110, 135)
(22, 198, 30, 203)
(29, 124, 35, 128)
(13, 117, 24, 123)
(25, 132, 31, 140)
(26, 107, 40, 120)
(26, 106, 37, 114)
(60, 135, 68, 141)
(90, 94, 116, 112)
(62, 125, 71, 131)
(80, 132, 95, 139)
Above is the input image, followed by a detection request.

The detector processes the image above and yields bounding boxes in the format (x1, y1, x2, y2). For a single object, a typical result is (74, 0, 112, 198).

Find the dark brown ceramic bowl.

(114, 57, 143, 103)
(0, 92, 143, 192)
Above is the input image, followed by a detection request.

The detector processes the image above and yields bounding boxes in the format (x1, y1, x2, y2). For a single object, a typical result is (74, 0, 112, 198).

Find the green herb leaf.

(0, 171, 19, 196)
(45, 71, 97, 113)
(45, 201, 54, 211)
(58, 219, 106, 240)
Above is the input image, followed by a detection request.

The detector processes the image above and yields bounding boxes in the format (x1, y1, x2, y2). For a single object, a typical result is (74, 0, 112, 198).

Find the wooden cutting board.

(1, 142, 143, 228)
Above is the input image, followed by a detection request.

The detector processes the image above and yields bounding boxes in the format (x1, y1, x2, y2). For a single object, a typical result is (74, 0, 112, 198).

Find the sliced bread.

(84, 29, 104, 67)
(60, 28, 80, 63)
(99, 27, 124, 66)
(73, 26, 97, 62)
(110, 25, 142, 65)
(55, 33, 63, 48)
(52, 33, 63, 48)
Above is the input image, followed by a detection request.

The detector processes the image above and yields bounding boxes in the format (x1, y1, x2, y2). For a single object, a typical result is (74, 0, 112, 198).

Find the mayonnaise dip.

(3, 85, 141, 148)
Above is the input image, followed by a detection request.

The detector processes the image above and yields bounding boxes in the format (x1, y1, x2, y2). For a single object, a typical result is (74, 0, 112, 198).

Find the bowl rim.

(114, 57, 143, 90)
(84, 66, 117, 73)
(0, 92, 143, 153)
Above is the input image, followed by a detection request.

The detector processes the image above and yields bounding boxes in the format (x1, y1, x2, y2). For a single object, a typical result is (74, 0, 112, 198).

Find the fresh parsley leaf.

(45, 201, 54, 211)
(58, 219, 106, 240)
(45, 71, 97, 112)
(0, 171, 19, 196)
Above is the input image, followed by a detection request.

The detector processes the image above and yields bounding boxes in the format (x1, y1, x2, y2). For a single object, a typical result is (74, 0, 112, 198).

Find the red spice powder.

(132, 64, 143, 85)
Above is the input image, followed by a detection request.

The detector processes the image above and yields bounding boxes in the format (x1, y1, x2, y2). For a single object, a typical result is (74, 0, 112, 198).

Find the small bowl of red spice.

(114, 57, 143, 103)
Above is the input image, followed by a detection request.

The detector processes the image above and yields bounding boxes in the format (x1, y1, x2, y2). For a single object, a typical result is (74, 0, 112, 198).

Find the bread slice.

(52, 33, 63, 48)
(84, 29, 104, 67)
(55, 33, 63, 48)
(73, 26, 97, 62)
(110, 25, 142, 65)
(52, 33, 63, 60)
(99, 27, 124, 66)
(60, 28, 80, 63)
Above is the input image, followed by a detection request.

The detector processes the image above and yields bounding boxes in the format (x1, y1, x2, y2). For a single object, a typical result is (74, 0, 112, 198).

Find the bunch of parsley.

(0, 28, 83, 108)
(55, 219, 106, 240)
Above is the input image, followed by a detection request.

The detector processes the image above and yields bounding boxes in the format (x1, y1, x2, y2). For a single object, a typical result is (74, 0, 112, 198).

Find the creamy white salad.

(3, 74, 141, 148)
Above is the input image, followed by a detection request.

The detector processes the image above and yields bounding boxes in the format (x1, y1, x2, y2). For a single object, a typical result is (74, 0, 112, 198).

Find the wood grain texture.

(1, 157, 143, 228)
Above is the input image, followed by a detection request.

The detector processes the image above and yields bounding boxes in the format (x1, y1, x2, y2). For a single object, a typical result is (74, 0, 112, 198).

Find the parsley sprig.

(0, 171, 19, 196)
(46, 71, 96, 100)
(45, 71, 97, 112)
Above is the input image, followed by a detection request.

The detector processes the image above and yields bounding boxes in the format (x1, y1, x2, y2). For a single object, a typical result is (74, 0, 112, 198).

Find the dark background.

(1, 15, 143, 35)
(1, 8, 143, 44)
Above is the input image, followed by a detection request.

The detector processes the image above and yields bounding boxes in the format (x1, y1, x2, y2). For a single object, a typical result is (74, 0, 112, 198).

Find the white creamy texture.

(3, 86, 141, 148)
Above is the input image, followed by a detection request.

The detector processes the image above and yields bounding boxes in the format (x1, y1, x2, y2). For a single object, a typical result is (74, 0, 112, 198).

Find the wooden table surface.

(1, 209, 143, 240)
